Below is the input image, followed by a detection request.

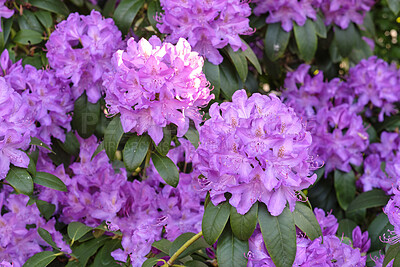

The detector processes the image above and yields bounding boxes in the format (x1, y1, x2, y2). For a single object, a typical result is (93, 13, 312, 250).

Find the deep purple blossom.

(195, 89, 316, 216)
(156, 0, 253, 64)
(103, 36, 213, 144)
(46, 10, 123, 103)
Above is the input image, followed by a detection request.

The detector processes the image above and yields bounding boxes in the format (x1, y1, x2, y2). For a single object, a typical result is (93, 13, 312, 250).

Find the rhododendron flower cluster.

(0, 190, 70, 266)
(282, 64, 369, 174)
(46, 10, 123, 103)
(247, 208, 369, 266)
(103, 36, 214, 144)
(195, 89, 317, 216)
(156, 0, 253, 65)
(384, 181, 400, 243)
(346, 56, 400, 121)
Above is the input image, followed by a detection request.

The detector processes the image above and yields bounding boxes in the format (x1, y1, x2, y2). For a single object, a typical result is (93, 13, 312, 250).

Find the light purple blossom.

(103, 36, 213, 144)
(156, 0, 253, 64)
(46, 10, 123, 103)
(195, 89, 316, 216)
(0, 0, 13, 32)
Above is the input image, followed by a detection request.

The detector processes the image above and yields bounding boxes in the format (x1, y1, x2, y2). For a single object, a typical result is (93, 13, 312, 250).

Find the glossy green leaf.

(29, 0, 69, 16)
(185, 261, 209, 267)
(27, 154, 36, 177)
(334, 170, 356, 211)
(18, 10, 43, 33)
(151, 153, 179, 187)
(226, 45, 248, 82)
(293, 202, 322, 240)
(23, 251, 57, 267)
(337, 219, 357, 239)
(36, 199, 55, 220)
(216, 224, 248, 267)
(346, 189, 390, 213)
(38, 228, 60, 250)
(92, 239, 122, 267)
(203, 60, 221, 98)
(184, 126, 200, 149)
(103, 0, 117, 17)
(68, 222, 93, 243)
(383, 242, 400, 267)
(142, 258, 165, 267)
(219, 59, 240, 99)
(155, 127, 171, 156)
(334, 24, 359, 57)
(368, 213, 394, 251)
(113, 0, 145, 34)
(70, 236, 109, 266)
(14, 29, 42, 45)
(152, 239, 172, 254)
(169, 232, 210, 259)
(6, 166, 33, 195)
(314, 14, 327, 38)
(230, 202, 258, 240)
(264, 23, 290, 61)
(202, 201, 231, 245)
(293, 19, 317, 62)
(123, 134, 151, 172)
(388, 0, 400, 15)
(241, 38, 262, 74)
(33, 172, 67, 192)
(71, 92, 101, 139)
(104, 116, 124, 161)
(147, 0, 161, 31)
(258, 204, 296, 267)
(59, 131, 80, 157)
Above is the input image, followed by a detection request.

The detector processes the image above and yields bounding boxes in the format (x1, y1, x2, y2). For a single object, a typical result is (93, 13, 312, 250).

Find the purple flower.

(46, 10, 123, 103)
(195, 89, 316, 216)
(0, 1, 13, 32)
(156, 0, 253, 64)
(321, 0, 375, 29)
(352, 226, 371, 253)
(384, 182, 400, 242)
(103, 36, 213, 144)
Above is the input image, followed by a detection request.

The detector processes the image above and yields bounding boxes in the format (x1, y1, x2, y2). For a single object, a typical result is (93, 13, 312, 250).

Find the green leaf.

(103, 0, 117, 17)
(241, 38, 262, 74)
(258, 204, 296, 267)
(33, 172, 67, 192)
(334, 170, 356, 211)
(155, 127, 171, 156)
(38, 227, 60, 250)
(230, 202, 258, 240)
(14, 29, 42, 45)
(264, 23, 290, 61)
(383, 242, 400, 267)
(293, 19, 317, 62)
(113, 0, 145, 34)
(388, 0, 400, 15)
(6, 166, 33, 195)
(104, 116, 124, 161)
(23, 251, 57, 267)
(334, 24, 359, 57)
(36, 199, 55, 220)
(203, 60, 221, 98)
(169, 232, 210, 259)
(59, 131, 80, 157)
(219, 59, 240, 99)
(346, 189, 390, 213)
(216, 224, 248, 267)
(202, 201, 231, 245)
(185, 261, 209, 267)
(314, 14, 327, 38)
(68, 222, 93, 243)
(293, 202, 322, 241)
(151, 153, 179, 187)
(122, 134, 151, 172)
(152, 239, 172, 254)
(18, 10, 44, 33)
(226, 45, 248, 82)
(92, 239, 122, 267)
(29, 0, 69, 16)
(368, 213, 394, 251)
(337, 219, 357, 239)
(92, 142, 105, 160)
(71, 236, 109, 266)
(147, 0, 161, 31)
(27, 154, 36, 177)
(142, 258, 165, 267)
(71, 92, 101, 139)
(184, 126, 200, 149)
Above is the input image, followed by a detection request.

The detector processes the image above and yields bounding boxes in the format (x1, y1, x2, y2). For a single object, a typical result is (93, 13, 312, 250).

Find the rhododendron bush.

(3, 0, 400, 266)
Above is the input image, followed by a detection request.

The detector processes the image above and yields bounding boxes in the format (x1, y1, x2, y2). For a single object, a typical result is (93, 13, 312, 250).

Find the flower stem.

(166, 231, 203, 266)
